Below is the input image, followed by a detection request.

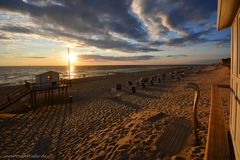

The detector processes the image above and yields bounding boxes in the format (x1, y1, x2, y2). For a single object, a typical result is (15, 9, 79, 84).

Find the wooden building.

(35, 71, 61, 88)
(217, 0, 240, 159)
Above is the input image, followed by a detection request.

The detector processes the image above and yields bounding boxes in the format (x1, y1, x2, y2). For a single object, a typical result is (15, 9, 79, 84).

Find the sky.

(0, 0, 230, 66)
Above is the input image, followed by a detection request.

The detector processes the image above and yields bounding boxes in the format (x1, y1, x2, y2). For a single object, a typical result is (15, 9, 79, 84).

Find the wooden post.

(68, 48, 71, 80)
(45, 91, 47, 103)
(48, 90, 50, 105)
(51, 89, 53, 106)
(33, 91, 36, 110)
(30, 92, 33, 108)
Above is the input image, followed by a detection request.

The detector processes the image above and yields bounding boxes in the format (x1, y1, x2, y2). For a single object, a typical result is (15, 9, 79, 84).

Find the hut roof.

(217, 0, 240, 30)
(37, 71, 61, 76)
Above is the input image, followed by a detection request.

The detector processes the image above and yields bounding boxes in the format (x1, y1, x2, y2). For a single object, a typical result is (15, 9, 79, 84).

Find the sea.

(0, 65, 198, 86)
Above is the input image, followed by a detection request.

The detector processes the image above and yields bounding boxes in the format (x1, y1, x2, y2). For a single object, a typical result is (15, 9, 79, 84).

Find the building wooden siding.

(230, 7, 240, 159)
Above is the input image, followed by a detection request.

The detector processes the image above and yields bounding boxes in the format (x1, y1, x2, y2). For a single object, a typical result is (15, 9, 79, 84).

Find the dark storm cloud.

(79, 54, 155, 61)
(0, 0, 227, 52)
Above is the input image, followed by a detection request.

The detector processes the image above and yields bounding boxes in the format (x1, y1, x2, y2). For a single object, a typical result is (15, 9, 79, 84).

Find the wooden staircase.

(0, 85, 31, 112)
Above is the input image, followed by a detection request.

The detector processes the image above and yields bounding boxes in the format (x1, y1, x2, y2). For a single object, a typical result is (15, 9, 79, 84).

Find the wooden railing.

(0, 79, 71, 111)
(0, 85, 31, 111)
(30, 79, 71, 91)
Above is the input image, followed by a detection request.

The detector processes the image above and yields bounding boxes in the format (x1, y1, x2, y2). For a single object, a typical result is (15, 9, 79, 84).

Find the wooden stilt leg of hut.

(48, 90, 50, 105)
(33, 91, 36, 110)
(51, 89, 53, 106)
(31, 92, 33, 109)
(45, 91, 47, 103)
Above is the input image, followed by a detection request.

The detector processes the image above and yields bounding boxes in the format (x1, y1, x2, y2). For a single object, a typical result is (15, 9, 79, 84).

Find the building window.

(48, 75, 52, 81)
(232, 19, 237, 76)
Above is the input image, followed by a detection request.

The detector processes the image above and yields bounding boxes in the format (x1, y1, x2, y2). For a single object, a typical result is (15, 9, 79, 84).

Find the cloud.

(79, 54, 155, 61)
(0, 0, 228, 54)
(0, 52, 21, 55)
(190, 59, 219, 64)
(23, 56, 47, 59)
(166, 54, 188, 58)
(214, 38, 230, 48)
(0, 34, 11, 40)
(151, 27, 230, 47)
(165, 28, 215, 47)
(0, 0, 155, 53)
(79, 37, 161, 52)
(134, 0, 217, 37)
(1, 26, 33, 34)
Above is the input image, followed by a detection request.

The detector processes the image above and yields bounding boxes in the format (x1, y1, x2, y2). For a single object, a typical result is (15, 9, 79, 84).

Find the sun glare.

(65, 53, 78, 64)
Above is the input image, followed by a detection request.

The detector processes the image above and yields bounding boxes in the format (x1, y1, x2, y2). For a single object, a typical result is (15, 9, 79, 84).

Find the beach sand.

(0, 65, 229, 160)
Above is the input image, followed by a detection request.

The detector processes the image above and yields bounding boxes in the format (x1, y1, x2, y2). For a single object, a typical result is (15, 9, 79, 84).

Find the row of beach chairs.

(111, 70, 188, 96)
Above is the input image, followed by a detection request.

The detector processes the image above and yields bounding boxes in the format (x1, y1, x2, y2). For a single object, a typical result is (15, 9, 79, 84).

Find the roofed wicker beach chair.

(127, 80, 136, 93)
(139, 78, 146, 89)
(157, 76, 161, 83)
(150, 77, 154, 85)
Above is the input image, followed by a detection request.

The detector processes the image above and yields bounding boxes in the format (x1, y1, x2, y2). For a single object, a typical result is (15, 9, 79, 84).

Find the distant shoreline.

(0, 65, 208, 87)
(0, 64, 210, 67)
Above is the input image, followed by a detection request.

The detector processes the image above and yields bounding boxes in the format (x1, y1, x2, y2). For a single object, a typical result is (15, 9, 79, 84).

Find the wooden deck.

(204, 84, 230, 160)
(0, 80, 71, 112)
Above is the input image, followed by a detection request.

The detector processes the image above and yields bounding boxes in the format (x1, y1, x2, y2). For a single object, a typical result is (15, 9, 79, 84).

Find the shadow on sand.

(153, 117, 192, 159)
(145, 112, 166, 123)
(110, 97, 141, 110)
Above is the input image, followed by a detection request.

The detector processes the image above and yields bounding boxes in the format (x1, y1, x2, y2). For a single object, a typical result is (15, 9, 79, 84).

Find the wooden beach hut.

(35, 71, 60, 88)
(206, 0, 240, 159)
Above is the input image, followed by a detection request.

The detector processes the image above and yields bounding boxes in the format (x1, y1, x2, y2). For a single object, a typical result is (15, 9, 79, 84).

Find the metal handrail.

(185, 82, 200, 144)
(185, 83, 235, 144)
(217, 84, 240, 104)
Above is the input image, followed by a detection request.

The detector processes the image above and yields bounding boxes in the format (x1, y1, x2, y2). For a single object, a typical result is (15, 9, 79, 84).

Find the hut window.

(48, 75, 52, 81)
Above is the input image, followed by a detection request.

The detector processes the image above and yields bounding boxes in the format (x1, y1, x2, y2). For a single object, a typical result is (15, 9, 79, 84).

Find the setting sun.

(65, 53, 78, 65)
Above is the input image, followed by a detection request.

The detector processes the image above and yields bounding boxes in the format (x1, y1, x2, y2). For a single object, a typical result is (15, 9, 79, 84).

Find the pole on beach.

(68, 48, 70, 80)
